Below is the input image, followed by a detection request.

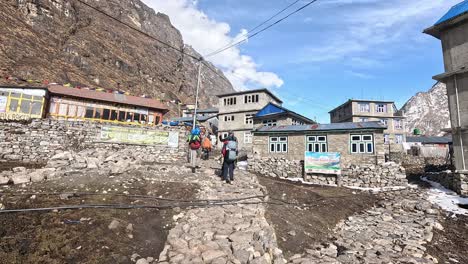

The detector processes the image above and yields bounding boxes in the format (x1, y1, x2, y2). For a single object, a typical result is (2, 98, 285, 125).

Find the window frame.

(244, 132, 253, 144)
(269, 136, 288, 153)
(262, 119, 277, 127)
(245, 114, 254, 125)
(350, 134, 374, 154)
(358, 103, 370, 113)
(306, 135, 328, 153)
(376, 104, 387, 113)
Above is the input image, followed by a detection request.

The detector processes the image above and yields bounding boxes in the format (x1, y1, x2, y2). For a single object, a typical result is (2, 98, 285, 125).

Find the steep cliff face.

(401, 82, 450, 136)
(0, 0, 234, 114)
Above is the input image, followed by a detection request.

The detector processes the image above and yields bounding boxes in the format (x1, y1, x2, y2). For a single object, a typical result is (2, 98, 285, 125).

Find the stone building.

(252, 121, 386, 168)
(424, 0, 468, 195)
(329, 99, 406, 145)
(47, 84, 168, 126)
(217, 89, 283, 149)
(0, 85, 48, 121)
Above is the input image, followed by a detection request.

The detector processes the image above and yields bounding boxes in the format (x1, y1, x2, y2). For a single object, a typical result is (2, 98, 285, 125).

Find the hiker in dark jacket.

(221, 132, 238, 184)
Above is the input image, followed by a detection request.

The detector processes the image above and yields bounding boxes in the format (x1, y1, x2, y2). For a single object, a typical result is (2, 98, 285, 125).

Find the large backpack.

(189, 135, 201, 150)
(226, 140, 238, 162)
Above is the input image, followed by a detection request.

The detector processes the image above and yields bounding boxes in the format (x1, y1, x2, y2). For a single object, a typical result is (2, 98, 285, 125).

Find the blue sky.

(144, 0, 460, 123)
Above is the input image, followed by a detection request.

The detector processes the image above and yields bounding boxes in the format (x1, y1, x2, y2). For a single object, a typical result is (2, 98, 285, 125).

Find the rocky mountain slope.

(0, 0, 234, 114)
(401, 82, 450, 136)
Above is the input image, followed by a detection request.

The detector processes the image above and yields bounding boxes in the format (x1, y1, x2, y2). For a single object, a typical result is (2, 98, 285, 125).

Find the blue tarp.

(436, 0, 468, 25)
(255, 103, 286, 117)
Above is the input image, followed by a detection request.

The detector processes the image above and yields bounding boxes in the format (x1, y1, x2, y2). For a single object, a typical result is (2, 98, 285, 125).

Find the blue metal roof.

(254, 121, 386, 133)
(255, 103, 286, 117)
(435, 0, 468, 26)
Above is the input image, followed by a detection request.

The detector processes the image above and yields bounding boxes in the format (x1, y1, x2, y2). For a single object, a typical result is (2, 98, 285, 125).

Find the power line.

(72, 0, 201, 61)
(204, 0, 302, 58)
(204, 0, 319, 58)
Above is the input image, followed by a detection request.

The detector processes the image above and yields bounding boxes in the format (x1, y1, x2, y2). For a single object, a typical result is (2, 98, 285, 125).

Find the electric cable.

(71, 0, 202, 61)
(204, 0, 319, 58)
(204, 0, 302, 58)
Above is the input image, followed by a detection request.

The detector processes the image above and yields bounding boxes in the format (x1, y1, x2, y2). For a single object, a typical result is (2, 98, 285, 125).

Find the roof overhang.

(433, 66, 468, 81)
(424, 12, 468, 39)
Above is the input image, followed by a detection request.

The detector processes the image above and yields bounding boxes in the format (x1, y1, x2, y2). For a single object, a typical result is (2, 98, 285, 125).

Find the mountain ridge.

(0, 0, 234, 115)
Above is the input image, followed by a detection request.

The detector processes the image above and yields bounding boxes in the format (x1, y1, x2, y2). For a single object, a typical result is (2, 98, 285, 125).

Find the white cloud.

(296, 0, 460, 67)
(345, 70, 374, 79)
(142, 0, 284, 90)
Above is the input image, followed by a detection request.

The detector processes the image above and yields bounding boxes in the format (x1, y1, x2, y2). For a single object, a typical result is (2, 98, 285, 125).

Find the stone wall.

(426, 171, 468, 196)
(248, 157, 408, 188)
(0, 119, 187, 164)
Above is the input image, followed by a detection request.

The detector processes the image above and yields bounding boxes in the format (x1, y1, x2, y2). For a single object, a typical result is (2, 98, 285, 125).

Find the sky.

(142, 0, 460, 123)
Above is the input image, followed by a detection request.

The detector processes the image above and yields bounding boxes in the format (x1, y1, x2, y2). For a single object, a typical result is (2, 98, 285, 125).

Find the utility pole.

(190, 58, 203, 173)
(192, 59, 203, 130)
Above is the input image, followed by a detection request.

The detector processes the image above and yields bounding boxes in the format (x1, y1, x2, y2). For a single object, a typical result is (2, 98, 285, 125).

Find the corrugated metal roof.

(48, 85, 168, 111)
(254, 121, 386, 133)
(171, 115, 215, 122)
(406, 136, 452, 144)
(187, 108, 219, 114)
(254, 102, 316, 124)
(435, 0, 468, 26)
(255, 103, 286, 117)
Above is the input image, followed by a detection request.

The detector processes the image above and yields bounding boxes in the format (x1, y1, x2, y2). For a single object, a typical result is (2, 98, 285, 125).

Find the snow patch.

(422, 177, 468, 215)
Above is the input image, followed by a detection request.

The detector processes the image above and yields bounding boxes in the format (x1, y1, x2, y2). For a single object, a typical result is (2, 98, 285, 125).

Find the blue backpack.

(191, 127, 201, 136)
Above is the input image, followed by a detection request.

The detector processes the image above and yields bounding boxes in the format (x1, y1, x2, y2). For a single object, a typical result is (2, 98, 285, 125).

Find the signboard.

(304, 152, 341, 175)
(0, 112, 32, 121)
(99, 126, 179, 147)
(0, 96, 7, 113)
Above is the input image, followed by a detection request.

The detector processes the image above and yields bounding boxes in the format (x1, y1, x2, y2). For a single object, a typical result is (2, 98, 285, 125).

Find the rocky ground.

(0, 152, 467, 263)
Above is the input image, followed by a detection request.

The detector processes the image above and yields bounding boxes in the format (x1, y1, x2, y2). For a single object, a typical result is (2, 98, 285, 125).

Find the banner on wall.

(304, 152, 341, 175)
(99, 126, 179, 147)
(0, 96, 7, 113)
(0, 112, 32, 121)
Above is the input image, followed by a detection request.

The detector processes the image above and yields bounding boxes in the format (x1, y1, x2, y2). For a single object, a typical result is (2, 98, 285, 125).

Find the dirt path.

(257, 175, 378, 258)
(0, 166, 199, 264)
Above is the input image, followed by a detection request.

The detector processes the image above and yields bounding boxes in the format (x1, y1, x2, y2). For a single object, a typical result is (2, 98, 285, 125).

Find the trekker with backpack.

(187, 127, 202, 172)
(221, 132, 238, 184)
(201, 133, 212, 160)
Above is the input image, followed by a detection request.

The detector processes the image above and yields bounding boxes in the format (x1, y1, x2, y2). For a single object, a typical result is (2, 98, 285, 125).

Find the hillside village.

(1, 0, 468, 264)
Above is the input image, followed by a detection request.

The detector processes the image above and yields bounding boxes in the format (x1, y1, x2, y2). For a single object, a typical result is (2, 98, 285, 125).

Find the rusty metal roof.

(48, 85, 168, 111)
(254, 121, 386, 133)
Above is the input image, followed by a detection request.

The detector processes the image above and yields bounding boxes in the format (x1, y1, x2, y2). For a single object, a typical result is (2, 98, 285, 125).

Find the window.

(262, 119, 277, 127)
(376, 104, 387, 113)
(350, 134, 374, 154)
(269, 136, 288, 153)
(224, 97, 237, 106)
(85, 107, 94, 118)
(292, 119, 305, 125)
(224, 115, 235, 122)
(380, 119, 388, 126)
(384, 134, 390, 144)
(244, 94, 259, 104)
(244, 132, 253, 144)
(245, 114, 253, 124)
(102, 109, 110, 120)
(359, 103, 370, 112)
(394, 119, 403, 130)
(395, 134, 404, 144)
(118, 111, 126, 122)
(306, 135, 327, 152)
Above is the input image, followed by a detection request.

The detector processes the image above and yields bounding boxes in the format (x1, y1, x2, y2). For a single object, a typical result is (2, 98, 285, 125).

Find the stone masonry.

(0, 119, 187, 164)
(249, 157, 408, 188)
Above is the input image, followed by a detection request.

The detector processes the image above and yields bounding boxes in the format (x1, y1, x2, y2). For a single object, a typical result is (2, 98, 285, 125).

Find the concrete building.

(217, 89, 283, 149)
(329, 99, 406, 145)
(252, 121, 386, 168)
(424, 0, 468, 195)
